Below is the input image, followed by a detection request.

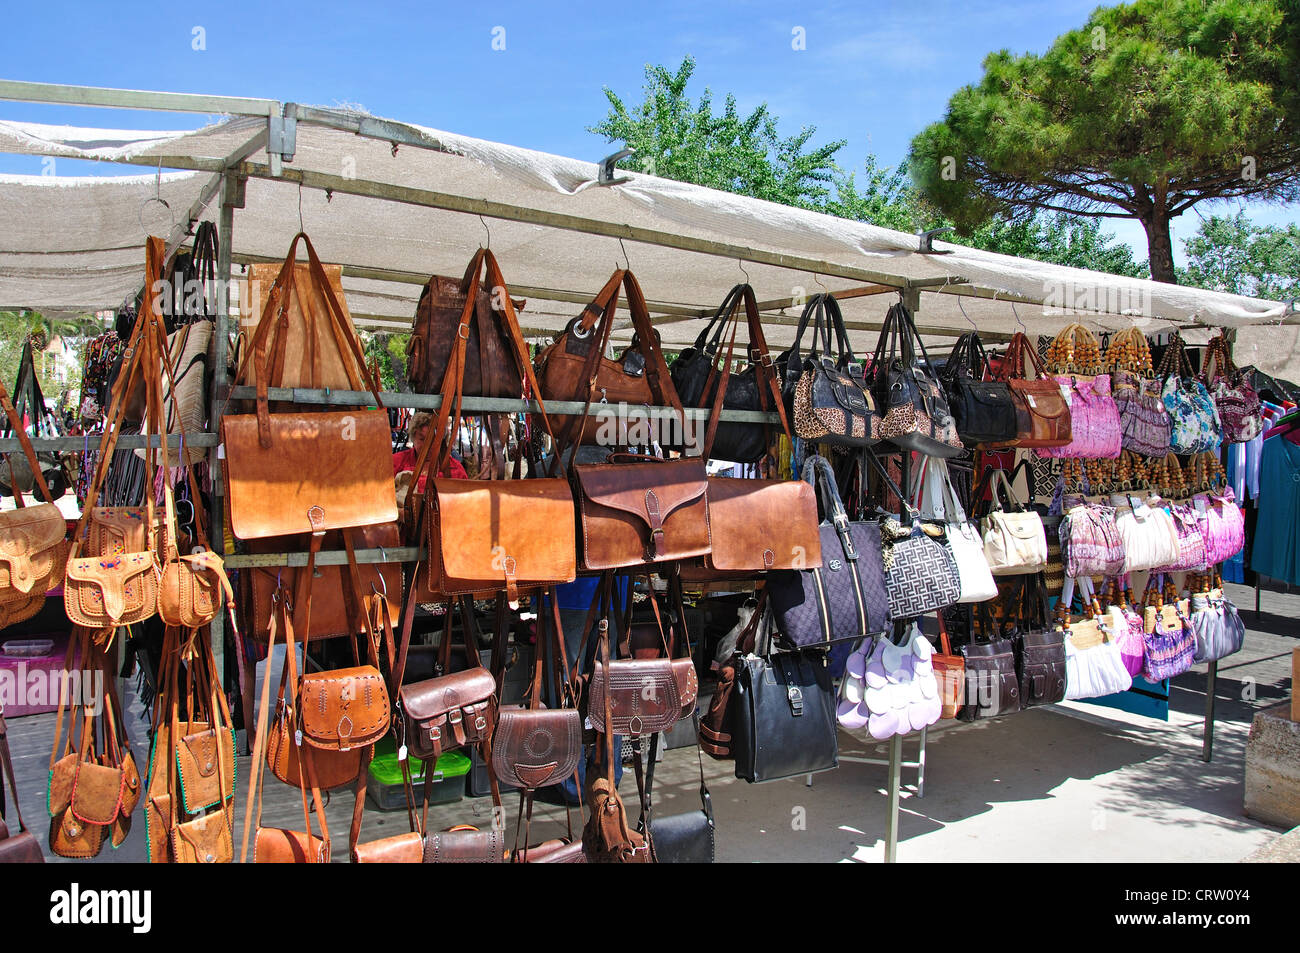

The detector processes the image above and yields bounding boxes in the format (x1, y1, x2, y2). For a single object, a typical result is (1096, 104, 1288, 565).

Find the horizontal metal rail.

(0, 433, 222, 452)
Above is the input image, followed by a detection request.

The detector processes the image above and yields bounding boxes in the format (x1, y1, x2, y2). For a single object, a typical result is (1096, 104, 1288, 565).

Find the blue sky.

(1, 0, 1295, 266)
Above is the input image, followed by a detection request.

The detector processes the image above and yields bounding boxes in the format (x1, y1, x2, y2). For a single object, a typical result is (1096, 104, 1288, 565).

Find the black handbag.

(670, 284, 791, 462)
(881, 519, 962, 620)
(957, 612, 1022, 721)
(637, 727, 715, 863)
(766, 454, 891, 649)
(940, 332, 1019, 446)
(868, 301, 964, 458)
(1000, 575, 1068, 709)
(732, 635, 838, 783)
(775, 294, 876, 448)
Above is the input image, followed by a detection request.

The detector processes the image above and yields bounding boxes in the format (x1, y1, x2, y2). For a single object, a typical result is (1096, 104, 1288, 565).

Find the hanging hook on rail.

(479, 215, 491, 250)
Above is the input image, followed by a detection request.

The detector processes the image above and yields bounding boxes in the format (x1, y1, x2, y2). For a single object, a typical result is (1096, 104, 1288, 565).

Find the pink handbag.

(1060, 494, 1125, 579)
(1036, 374, 1121, 459)
(1193, 454, 1245, 565)
(1160, 501, 1208, 572)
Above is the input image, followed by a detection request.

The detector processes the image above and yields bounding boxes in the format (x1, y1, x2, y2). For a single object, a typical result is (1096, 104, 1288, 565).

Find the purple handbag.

(1159, 501, 1208, 572)
(1141, 577, 1196, 682)
(1112, 370, 1172, 458)
(1036, 374, 1121, 459)
(1061, 496, 1125, 579)
(1203, 334, 1263, 445)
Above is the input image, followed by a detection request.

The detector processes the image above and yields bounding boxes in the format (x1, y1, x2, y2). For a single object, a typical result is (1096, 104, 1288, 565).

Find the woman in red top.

(393, 411, 466, 497)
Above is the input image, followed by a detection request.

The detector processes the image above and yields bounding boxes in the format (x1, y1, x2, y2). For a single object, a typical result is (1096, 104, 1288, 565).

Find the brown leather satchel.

(701, 477, 821, 573)
(425, 825, 505, 863)
(406, 250, 528, 396)
(574, 454, 710, 570)
(254, 827, 329, 864)
(397, 599, 497, 763)
(0, 707, 43, 864)
(427, 477, 576, 606)
(991, 333, 1072, 449)
(170, 802, 233, 864)
(224, 233, 397, 540)
(535, 268, 683, 447)
(516, 837, 587, 863)
(0, 379, 68, 625)
(351, 830, 424, 863)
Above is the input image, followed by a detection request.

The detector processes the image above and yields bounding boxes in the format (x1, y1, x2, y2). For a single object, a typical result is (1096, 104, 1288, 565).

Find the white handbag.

(1061, 577, 1133, 700)
(911, 457, 997, 603)
(1110, 491, 1179, 573)
(980, 469, 1048, 576)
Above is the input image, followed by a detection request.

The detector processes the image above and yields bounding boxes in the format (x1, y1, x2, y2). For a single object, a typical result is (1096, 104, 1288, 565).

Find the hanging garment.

(1251, 436, 1300, 586)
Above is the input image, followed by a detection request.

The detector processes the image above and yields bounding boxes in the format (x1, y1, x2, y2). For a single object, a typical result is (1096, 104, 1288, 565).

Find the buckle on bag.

(787, 685, 804, 716)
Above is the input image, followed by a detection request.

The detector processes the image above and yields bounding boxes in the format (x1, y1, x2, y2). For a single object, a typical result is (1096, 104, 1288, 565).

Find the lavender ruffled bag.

(837, 625, 942, 739)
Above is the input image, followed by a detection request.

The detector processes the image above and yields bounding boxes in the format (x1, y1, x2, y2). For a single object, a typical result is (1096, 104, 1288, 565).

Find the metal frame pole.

(1202, 660, 1218, 763)
(212, 174, 238, 736)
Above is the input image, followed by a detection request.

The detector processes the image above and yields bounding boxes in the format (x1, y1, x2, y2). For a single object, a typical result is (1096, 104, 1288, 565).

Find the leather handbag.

(573, 454, 710, 570)
(957, 612, 1022, 721)
(239, 588, 330, 864)
(698, 594, 771, 758)
(1202, 332, 1262, 444)
(396, 597, 498, 763)
(731, 630, 838, 783)
(425, 825, 506, 863)
(672, 283, 791, 462)
(351, 830, 424, 864)
(1105, 328, 1171, 457)
(881, 517, 962, 620)
(979, 469, 1048, 575)
(990, 332, 1072, 448)
(1001, 575, 1068, 708)
(940, 332, 1018, 446)
(1157, 333, 1222, 454)
(1139, 576, 1197, 682)
(836, 625, 942, 737)
(766, 455, 891, 648)
(0, 379, 68, 626)
(587, 614, 699, 739)
(406, 249, 528, 397)
(535, 268, 682, 447)
(427, 477, 576, 605)
(911, 457, 997, 603)
(0, 707, 43, 863)
(698, 475, 821, 573)
(867, 301, 963, 457)
(931, 614, 966, 719)
(1189, 572, 1245, 663)
(223, 234, 397, 540)
(778, 294, 877, 447)
(639, 728, 715, 864)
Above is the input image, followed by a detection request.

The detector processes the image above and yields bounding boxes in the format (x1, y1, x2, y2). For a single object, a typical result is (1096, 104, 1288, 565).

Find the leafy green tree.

(0, 310, 97, 411)
(1178, 210, 1300, 299)
(589, 56, 844, 209)
(363, 330, 410, 393)
(910, 0, 1300, 283)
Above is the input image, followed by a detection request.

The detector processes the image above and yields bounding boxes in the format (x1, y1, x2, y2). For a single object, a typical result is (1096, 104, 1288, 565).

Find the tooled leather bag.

(0, 379, 68, 625)
(574, 454, 711, 570)
(990, 332, 1072, 449)
(406, 248, 528, 397)
(491, 593, 582, 791)
(777, 293, 877, 447)
(535, 268, 683, 447)
(671, 283, 791, 462)
(766, 454, 891, 649)
(396, 598, 498, 763)
(940, 331, 1018, 446)
(0, 708, 43, 863)
(223, 233, 397, 540)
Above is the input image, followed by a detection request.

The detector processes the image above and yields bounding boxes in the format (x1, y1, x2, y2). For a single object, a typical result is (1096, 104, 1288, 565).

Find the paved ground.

(5, 581, 1294, 863)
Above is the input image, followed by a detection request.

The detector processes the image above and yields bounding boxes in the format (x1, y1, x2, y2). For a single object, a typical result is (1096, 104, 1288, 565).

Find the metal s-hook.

(1011, 301, 1027, 333)
(957, 295, 977, 331)
(298, 181, 305, 234)
(738, 260, 751, 285)
(138, 156, 174, 235)
(618, 237, 630, 271)
(479, 215, 491, 249)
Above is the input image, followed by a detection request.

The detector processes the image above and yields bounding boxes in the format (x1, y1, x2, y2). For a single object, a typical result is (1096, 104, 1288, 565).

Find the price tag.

(216, 442, 226, 460)
(583, 715, 594, 731)
(1025, 394, 1037, 409)
(1194, 497, 1208, 514)
(398, 744, 408, 762)
(294, 729, 303, 747)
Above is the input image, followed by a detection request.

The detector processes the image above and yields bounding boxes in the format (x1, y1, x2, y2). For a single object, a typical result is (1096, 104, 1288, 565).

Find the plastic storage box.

(366, 741, 471, 812)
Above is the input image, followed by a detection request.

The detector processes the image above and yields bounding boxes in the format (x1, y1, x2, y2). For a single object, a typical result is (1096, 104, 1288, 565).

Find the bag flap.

(71, 760, 124, 826)
(352, 831, 423, 864)
(223, 409, 397, 539)
(0, 503, 66, 593)
(672, 658, 699, 709)
(705, 478, 821, 571)
(1011, 381, 1070, 419)
(575, 459, 708, 532)
(431, 478, 576, 583)
(811, 363, 871, 416)
(491, 708, 582, 787)
(257, 826, 329, 863)
(299, 666, 390, 746)
(173, 811, 232, 863)
(47, 753, 77, 815)
(996, 515, 1044, 540)
(589, 658, 682, 732)
(65, 551, 156, 623)
(399, 668, 497, 722)
(961, 381, 1013, 407)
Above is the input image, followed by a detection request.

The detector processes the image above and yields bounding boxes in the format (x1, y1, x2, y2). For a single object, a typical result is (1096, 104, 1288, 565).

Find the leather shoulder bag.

(779, 293, 877, 448)
(223, 233, 397, 539)
(979, 468, 1048, 575)
(638, 726, 714, 863)
(672, 283, 792, 462)
(0, 707, 43, 863)
(868, 300, 963, 457)
(990, 332, 1072, 449)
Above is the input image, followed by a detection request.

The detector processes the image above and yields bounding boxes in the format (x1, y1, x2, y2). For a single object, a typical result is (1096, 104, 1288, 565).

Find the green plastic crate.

(367, 743, 471, 812)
